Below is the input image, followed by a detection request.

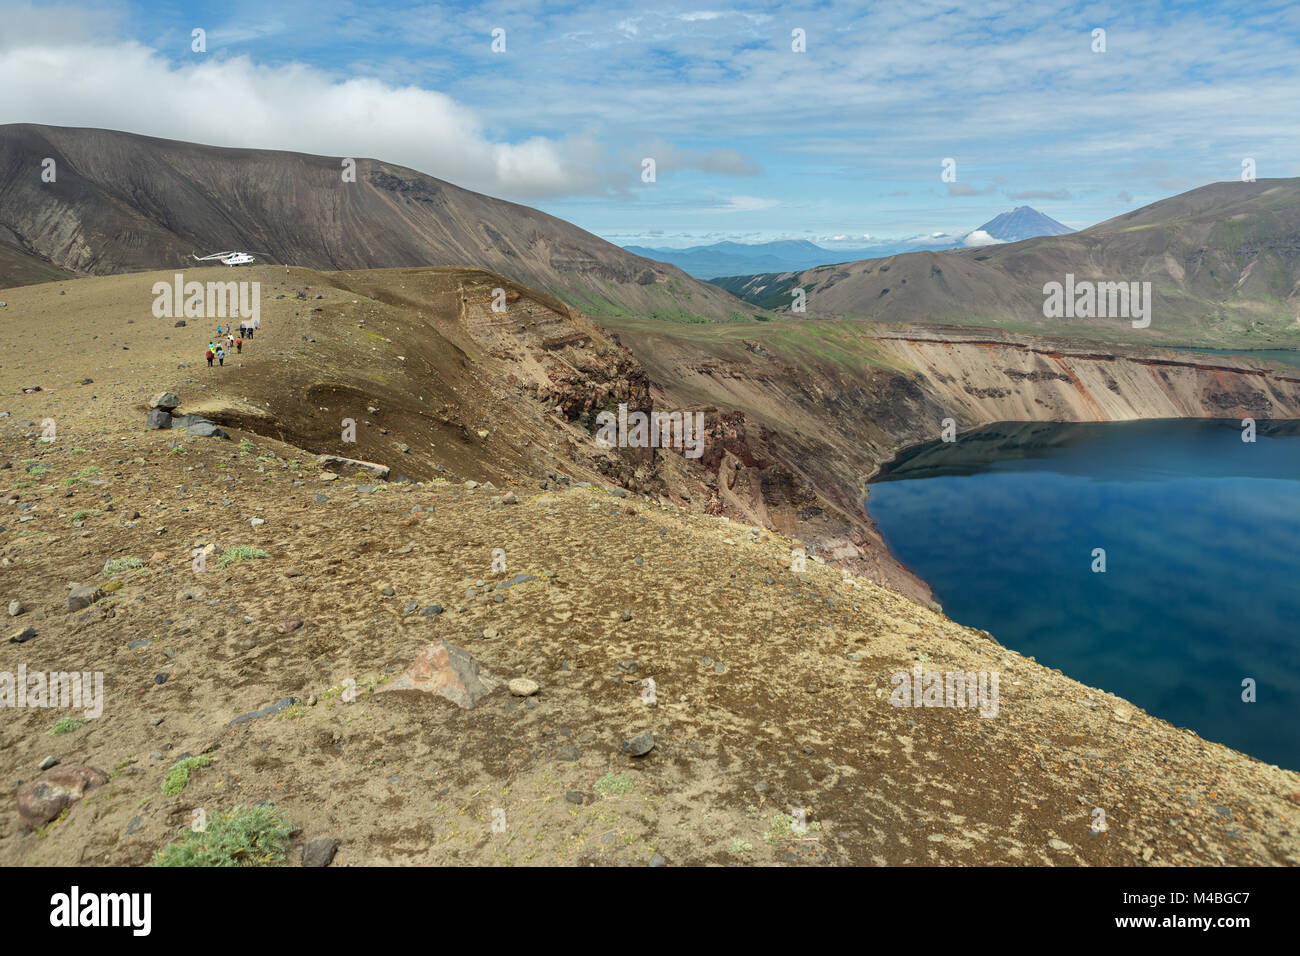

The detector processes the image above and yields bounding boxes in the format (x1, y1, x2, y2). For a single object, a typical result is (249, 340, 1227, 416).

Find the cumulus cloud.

(962, 229, 1005, 247)
(0, 4, 766, 203)
(0, 39, 604, 199)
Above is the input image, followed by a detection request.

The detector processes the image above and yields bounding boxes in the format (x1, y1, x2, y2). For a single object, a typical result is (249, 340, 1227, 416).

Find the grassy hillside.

(711, 180, 1300, 349)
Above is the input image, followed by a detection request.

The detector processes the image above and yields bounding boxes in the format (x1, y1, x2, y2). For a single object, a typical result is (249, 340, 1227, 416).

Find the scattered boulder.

(67, 585, 104, 612)
(15, 765, 109, 827)
(149, 392, 181, 411)
(8, 625, 36, 643)
(275, 618, 303, 634)
(146, 409, 172, 430)
(317, 455, 389, 480)
(621, 733, 655, 757)
(226, 697, 298, 729)
(8, 600, 23, 617)
(180, 419, 228, 439)
(302, 837, 339, 867)
(496, 573, 537, 590)
(508, 678, 540, 697)
(375, 639, 498, 709)
(173, 320, 186, 327)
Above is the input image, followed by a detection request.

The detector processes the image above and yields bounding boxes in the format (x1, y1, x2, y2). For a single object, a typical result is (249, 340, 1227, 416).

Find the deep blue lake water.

(866, 419, 1300, 771)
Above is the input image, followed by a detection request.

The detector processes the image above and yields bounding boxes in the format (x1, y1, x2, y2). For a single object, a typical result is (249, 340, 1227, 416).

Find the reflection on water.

(867, 419, 1300, 770)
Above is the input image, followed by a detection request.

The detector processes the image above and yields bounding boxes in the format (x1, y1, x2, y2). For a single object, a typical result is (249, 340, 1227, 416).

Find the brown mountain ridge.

(0, 124, 756, 323)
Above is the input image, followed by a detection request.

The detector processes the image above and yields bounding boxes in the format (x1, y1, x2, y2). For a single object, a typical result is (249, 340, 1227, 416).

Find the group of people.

(206, 319, 260, 368)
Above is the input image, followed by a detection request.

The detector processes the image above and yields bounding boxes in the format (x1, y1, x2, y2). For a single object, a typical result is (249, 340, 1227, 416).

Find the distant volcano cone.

(975, 206, 1074, 242)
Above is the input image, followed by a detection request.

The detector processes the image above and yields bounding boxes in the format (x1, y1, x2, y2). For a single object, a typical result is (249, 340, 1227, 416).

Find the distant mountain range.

(624, 207, 1075, 279)
(706, 180, 1300, 347)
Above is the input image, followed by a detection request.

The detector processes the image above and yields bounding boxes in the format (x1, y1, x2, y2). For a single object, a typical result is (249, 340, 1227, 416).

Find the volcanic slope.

(0, 124, 753, 323)
(711, 179, 1300, 348)
(1, 269, 1300, 866)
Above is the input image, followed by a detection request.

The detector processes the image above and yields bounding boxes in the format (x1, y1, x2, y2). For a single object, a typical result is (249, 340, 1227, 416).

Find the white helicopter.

(192, 250, 262, 267)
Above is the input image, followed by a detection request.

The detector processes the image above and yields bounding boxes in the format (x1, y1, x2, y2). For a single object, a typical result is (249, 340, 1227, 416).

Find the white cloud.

(717, 195, 780, 213)
(0, 33, 599, 200)
(962, 229, 1005, 247)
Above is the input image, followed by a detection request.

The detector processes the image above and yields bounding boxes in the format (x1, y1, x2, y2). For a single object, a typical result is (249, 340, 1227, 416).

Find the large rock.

(317, 454, 390, 480)
(177, 419, 228, 438)
(302, 837, 339, 867)
(146, 408, 172, 430)
(375, 639, 498, 708)
(186, 421, 226, 438)
(149, 391, 181, 410)
(16, 765, 109, 827)
(67, 585, 104, 612)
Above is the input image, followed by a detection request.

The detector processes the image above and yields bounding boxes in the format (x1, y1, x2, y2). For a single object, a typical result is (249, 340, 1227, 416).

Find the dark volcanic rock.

(621, 733, 655, 757)
(302, 837, 339, 867)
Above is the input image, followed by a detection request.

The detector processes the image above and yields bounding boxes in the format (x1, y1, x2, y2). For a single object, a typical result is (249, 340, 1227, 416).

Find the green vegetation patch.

(594, 772, 636, 796)
(162, 755, 214, 796)
(218, 545, 268, 568)
(69, 509, 101, 522)
(152, 805, 295, 867)
(103, 556, 143, 575)
(47, 717, 87, 735)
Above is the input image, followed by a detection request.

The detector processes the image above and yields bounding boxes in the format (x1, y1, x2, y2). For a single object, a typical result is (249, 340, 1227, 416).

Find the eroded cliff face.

(871, 327, 1300, 425)
(603, 319, 1300, 605)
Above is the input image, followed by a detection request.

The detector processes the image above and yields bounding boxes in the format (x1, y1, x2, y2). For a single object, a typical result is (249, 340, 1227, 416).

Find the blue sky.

(3, 0, 1300, 249)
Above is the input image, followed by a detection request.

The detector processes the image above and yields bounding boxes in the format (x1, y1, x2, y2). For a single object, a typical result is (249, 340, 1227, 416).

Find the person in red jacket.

(235, 336, 242, 353)
(206, 348, 214, 368)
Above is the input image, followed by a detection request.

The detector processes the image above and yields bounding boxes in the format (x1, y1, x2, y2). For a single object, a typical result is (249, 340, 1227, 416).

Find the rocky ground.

(1, 269, 1298, 866)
